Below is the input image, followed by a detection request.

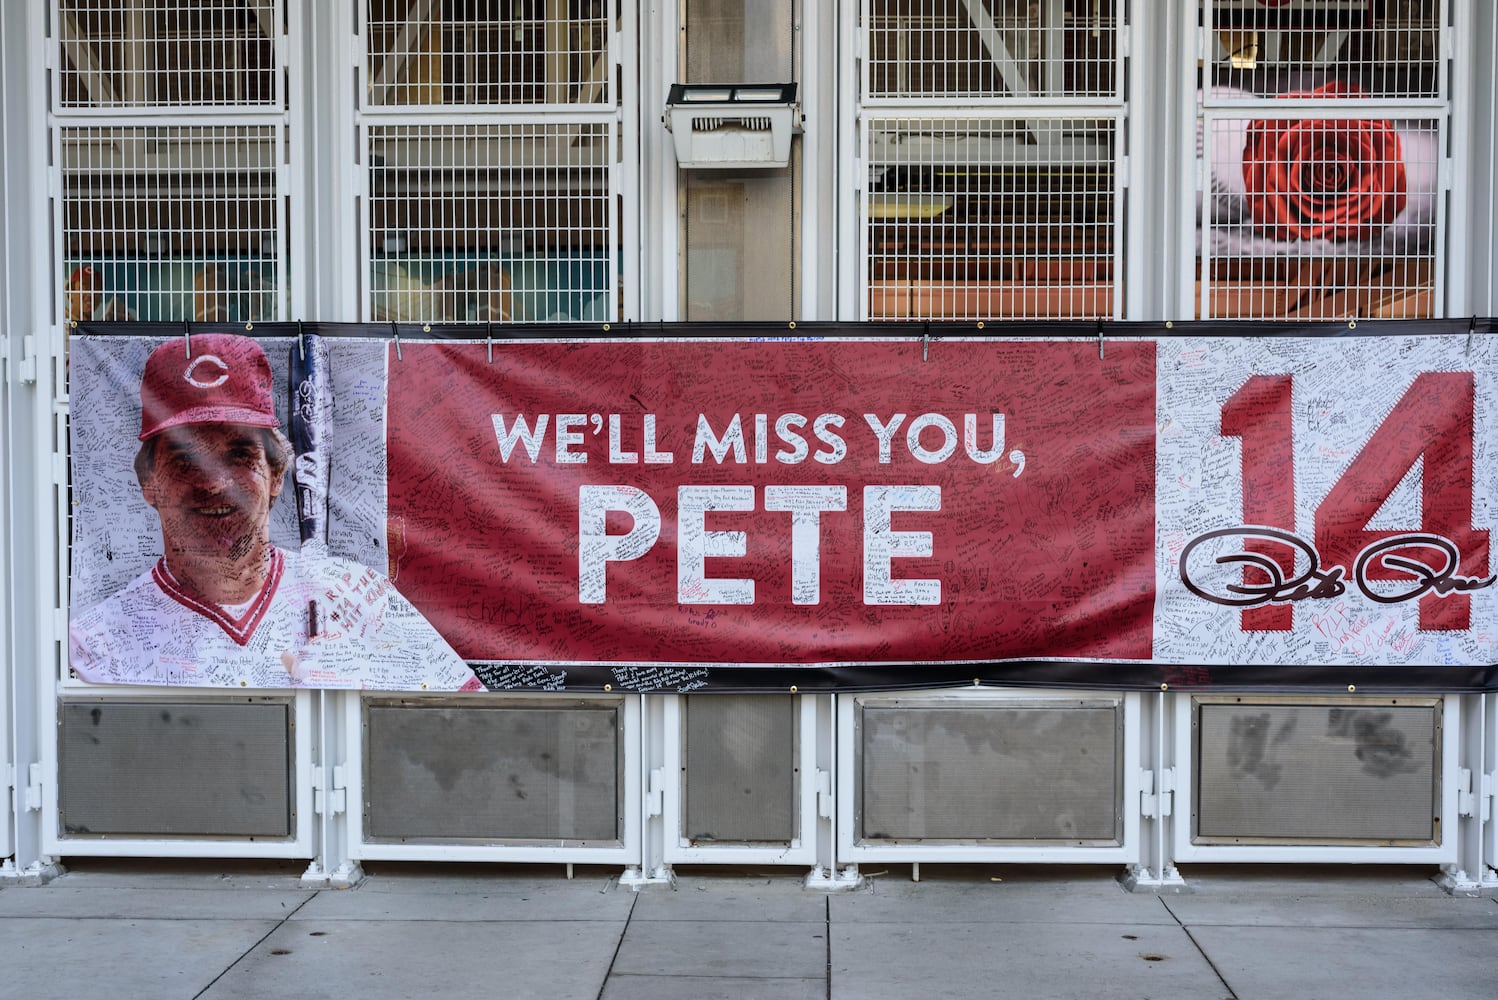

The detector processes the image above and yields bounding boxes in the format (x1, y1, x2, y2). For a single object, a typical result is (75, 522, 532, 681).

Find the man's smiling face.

(142, 423, 285, 568)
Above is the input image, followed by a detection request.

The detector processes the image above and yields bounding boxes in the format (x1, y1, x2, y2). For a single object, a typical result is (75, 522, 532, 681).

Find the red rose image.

(1242, 81, 1407, 243)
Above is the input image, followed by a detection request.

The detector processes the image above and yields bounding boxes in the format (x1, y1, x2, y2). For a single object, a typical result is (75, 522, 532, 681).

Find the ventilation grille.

(364, 699, 622, 843)
(58, 699, 293, 838)
(683, 695, 796, 845)
(1194, 700, 1440, 845)
(857, 700, 1122, 845)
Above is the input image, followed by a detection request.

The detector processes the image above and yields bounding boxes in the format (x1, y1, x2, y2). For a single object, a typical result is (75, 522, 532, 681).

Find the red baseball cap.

(138, 333, 281, 440)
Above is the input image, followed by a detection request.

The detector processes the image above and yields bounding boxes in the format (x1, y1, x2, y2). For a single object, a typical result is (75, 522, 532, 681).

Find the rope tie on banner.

(922, 324, 929, 362)
(297, 320, 306, 361)
(486, 321, 494, 363)
(1468, 315, 1477, 356)
(391, 321, 402, 361)
(1097, 320, 1105, 360)
(182, 323, 192, 359)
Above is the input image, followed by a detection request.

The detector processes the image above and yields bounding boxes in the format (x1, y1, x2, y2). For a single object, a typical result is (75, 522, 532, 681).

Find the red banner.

(387, 339, 1157, 665)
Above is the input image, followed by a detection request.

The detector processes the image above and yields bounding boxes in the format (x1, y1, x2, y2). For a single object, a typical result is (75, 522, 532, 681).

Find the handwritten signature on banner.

(1179, 526, 1496, 609)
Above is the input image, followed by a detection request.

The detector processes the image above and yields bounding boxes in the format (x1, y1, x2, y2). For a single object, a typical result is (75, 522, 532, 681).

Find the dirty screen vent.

(58, 699, 293, 838)
(682, 694, 796, 844)
(365, 700, 622, 843)
(1194, 700, 1440, 845)
(857, 700, 1121, 844)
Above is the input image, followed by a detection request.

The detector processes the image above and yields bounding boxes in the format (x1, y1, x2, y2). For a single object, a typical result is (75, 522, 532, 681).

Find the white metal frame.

(344, 692, 643, 866)
(836, 687, 1143, 865)
(37, 0, 306, 864)
(1171, 694, 1461, 866)
(42, 688, 317, 859)
(660, 693, 819, 866)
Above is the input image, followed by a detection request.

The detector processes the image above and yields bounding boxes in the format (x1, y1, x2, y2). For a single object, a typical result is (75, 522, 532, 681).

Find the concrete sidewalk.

(1, 862, 1495, 999)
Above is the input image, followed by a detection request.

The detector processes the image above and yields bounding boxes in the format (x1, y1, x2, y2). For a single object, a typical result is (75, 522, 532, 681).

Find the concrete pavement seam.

(824, 893, 831, 1000)
(188, 889, 320, 1000)
(592, 886, 638, 1000)
(1160, 895, 1239, 1000)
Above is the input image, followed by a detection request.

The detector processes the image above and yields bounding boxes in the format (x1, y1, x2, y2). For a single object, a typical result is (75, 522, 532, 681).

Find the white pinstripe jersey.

(69, 546, 481, 691)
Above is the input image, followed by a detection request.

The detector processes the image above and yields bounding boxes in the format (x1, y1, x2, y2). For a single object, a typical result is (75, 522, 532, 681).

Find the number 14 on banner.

(1179, 371, 1494, 633)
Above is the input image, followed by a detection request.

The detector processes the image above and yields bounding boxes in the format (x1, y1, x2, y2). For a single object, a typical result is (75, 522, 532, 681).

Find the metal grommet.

(1347, 319, 1357, 330)
(244, 322, 253, 331)
(604, 684, 613, 692)
(421, 323, 431, 333)
(1160, 683, 1169, 691)
(1347, 684, 1357, 693)
(602, 322, 610, 332)
(421, 683, 429, 690)
(1165, 320, 1173, 329)
(789, 685, 798, 694)
(976, 321, 984, 329)
(788, 321, 796, 329)
(973, 678, 981, 686)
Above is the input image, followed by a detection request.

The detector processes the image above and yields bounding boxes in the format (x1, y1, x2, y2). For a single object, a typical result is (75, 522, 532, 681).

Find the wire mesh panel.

(1201, 106, 1441, 320)
(865, 116, 1118, 320)
(864, 0, 1120, 101)
(365, 0, 612, 109)
(1199, 2, 1445, 319)
(1204, 0, 1443, 102)
(59, 124, 286, 323)
(366, 122, 613, 323)
(57, 0, 281, 110)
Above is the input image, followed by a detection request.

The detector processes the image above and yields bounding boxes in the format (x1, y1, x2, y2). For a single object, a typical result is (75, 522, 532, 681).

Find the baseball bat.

(289, 332, 332, 550)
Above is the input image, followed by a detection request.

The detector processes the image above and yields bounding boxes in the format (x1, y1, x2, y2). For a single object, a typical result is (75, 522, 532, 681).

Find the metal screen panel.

(366, 122, 614, 324)
(1205, 0, 1442, 102)
(858, 702, 1121, 844)
(364, 701, 622, 842)
(58, 700, 293, 837)
(682, 695, 796, 844)
(59, 123, 286, 323)
(57, 0, 282, 110)
(865, 116, 1118, 320)
(1201, 109, 1440, 319)
(365, 0, 612, 109)
(1199, 1, 1445, 319)
(864, 0, 1120, 101)
(1195, 701, 1439, 844)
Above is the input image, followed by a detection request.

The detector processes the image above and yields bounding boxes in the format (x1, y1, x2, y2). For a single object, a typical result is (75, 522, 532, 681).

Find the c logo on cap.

(184, 354, 230, 389)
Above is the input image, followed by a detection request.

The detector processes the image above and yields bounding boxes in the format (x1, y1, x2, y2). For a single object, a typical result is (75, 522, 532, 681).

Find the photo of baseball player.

(69, 333, 482, 690)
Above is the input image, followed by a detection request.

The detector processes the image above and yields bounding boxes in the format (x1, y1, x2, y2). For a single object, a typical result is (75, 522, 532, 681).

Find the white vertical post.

(0, 0, 64, 883)
(838, 0, 860, 321)
(302, 0, 360, 321)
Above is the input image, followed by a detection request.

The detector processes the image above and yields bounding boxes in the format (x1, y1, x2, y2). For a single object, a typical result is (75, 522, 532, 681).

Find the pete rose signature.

(1179, 527, 1496, 608)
